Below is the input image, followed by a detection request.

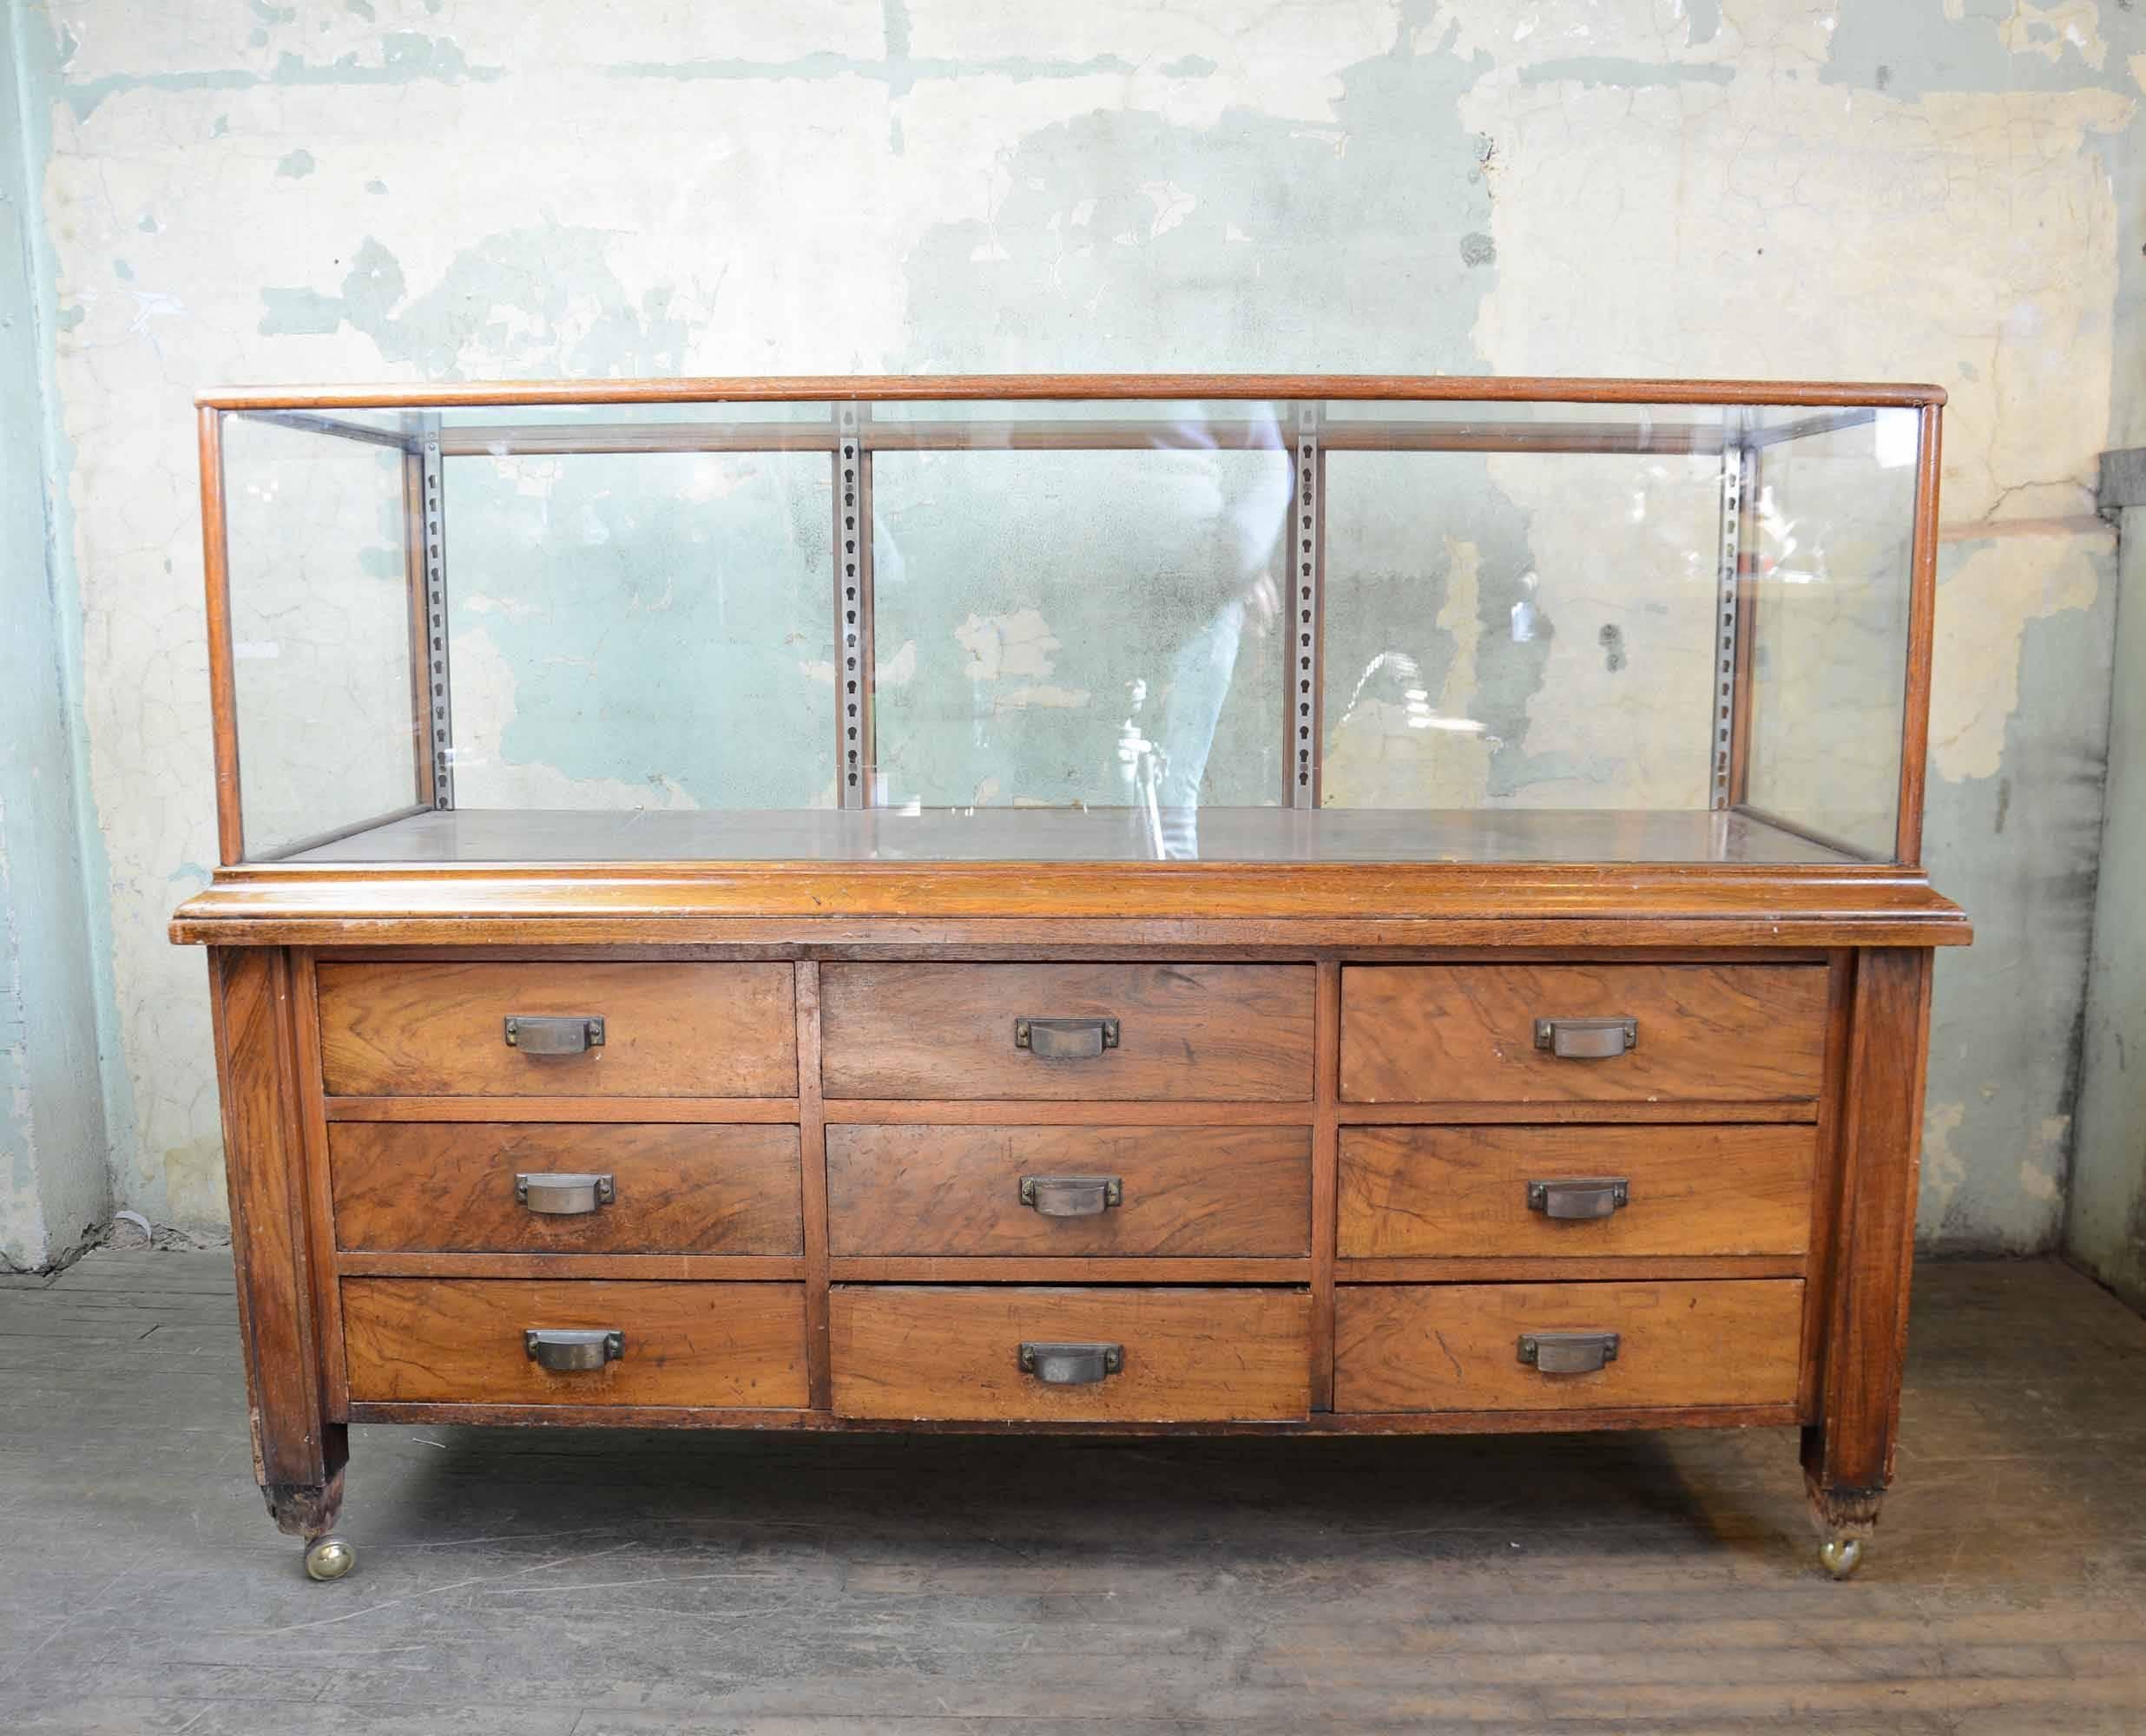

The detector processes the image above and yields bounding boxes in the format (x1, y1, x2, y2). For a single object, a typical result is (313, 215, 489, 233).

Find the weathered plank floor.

(1, 1253, 2141, 1734)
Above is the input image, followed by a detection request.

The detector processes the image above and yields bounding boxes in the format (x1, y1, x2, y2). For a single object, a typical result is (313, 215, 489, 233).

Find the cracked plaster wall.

(4, 0, 2139, 1249)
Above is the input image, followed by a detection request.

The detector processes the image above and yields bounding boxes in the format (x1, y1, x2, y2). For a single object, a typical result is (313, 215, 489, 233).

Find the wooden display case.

(171, 376, 1968, 1582)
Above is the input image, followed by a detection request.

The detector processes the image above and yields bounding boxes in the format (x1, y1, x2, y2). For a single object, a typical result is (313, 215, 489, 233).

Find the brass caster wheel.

(1819, 1535, 1865, 1581)
(304, 1535, 356, 1581)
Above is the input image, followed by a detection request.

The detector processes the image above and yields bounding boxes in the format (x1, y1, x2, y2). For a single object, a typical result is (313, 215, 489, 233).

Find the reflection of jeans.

(1152, 595, 1247, 859)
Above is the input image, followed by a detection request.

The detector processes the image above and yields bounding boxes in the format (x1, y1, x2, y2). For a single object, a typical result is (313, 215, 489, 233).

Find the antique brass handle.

(1532, 1016, 1637, 1059)
(1013, 1016, 1120, 1060)
(515, 1172, 616, 1215)
(1517, 1331, 1620, 1374)
(504, 1015, 606, 1055)
(524, 1328, 623, 1371)
(1017, 1341, 1123, 1384)
(1019, 1174, 1122, 1217)
(1525, 1177, 1630, 1220)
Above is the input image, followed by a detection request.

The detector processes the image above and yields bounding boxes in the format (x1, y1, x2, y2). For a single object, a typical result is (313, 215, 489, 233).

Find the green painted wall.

(0, 0, 108, 1269)
(2070, 474, 2146, 1311)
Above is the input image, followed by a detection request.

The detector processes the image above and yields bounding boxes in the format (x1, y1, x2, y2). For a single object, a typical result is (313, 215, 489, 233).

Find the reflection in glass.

(1322, 447, 1721, 810)
(443, 450, 835, 811)
(224, 415, 418, 858)
(870, 418, 1291, 854)
(1744, 410, 1917, 858)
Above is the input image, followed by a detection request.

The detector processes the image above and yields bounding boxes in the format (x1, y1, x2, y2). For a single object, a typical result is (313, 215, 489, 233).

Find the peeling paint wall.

(6, 0, 2140, 1246)
(2, 0, 109, 1269)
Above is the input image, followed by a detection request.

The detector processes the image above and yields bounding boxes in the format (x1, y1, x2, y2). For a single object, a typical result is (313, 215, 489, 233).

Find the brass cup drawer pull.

(1525, 1177, 1630, 1220)
(504, 1015, 606, 1055)
(1532, 1016, 1637, 1059)
(1517, 1331, 1620, 1375)
(515, 1171, 616, 1215)
(524, 1328, 624, 1371)
(1017, 1341, 1124, 1385)
(1013, 1016, 1121, 1061)
(1018, 1174, 1123, 1217)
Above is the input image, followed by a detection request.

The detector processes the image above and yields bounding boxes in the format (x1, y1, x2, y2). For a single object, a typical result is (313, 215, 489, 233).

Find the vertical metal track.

(1709, 430, 1750, 810)
(835, 407, 873, 808)
(1290, 408, 1323, 809)
(421, 421, 454, 811)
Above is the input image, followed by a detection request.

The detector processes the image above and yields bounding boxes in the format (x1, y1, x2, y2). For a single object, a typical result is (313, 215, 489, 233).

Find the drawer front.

(342, 1279, 808, 1407)
(827, 1126, 1310, 1257)
(1334, 1279, 1802, 1413)
(319, 962, 798, 1098)
(830, 1286, 1311, 1421)
(330, 1123, 804, 1255)
(1340, 964, 1827, 1104)
(1339, 1125, 1814, 1259)
(820, 963, 1314, 1101)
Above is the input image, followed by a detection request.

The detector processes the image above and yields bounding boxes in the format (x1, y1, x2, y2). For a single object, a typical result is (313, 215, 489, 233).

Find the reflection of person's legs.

(1155, 595, 1247, 858)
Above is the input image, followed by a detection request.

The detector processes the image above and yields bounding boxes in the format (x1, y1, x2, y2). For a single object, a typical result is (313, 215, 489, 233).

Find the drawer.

(830, 1286, 1311, 1421)
(820, 963, 1314, 1101)
(1334, 1279, 1802, 1413)
(318, 962, 797, 1098)
(1338, 1125, 1814, 1259)
(330, 1123, 804, 1254)
(827, 1126, 1310, 1257)
(341, 1279, 808, 1407)
(1340, 964, 1827, 1104)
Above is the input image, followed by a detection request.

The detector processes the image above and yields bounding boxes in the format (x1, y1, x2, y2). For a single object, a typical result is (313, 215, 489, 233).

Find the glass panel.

(1322, 415, 1724, 814)
(868, 433, 1292, 845)
(1320, 397, 1733, 454)
(279, 805, 1851, 865)
(1742, 408, 1918, 858)
(218, 391, 1920, 867)
(441, 449, 835, 811)
(865, 398, 1284, 444)
(223, 413, 418, 858)
(435, 400, 837, 432)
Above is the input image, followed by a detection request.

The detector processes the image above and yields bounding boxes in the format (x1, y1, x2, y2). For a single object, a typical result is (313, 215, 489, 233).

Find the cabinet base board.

(345, 1401, 1803, 1434)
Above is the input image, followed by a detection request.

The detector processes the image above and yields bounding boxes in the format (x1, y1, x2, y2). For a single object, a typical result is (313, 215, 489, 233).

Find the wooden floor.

(1, 1254, 2141, 1734)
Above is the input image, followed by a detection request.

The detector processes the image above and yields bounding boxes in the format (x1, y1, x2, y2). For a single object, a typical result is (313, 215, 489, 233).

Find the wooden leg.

(207, 948, 346, 1547)
(265, 1438, 347, 1538)
(1800, 948, 1933, 1575)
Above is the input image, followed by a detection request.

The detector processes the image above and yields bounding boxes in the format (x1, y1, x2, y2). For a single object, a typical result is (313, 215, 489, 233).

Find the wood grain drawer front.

(1334, 1280, 1802, 1413)
(342, 1279, 808, 1407)
(1338, 1126, 1814, 1259)
(820, 963, 1314, 1101)
(329, 1124, 803, 1255)
(318, 962, 797, 1098)
(1340, 964, 1827, 1105)
(830, 1286, 1311, 1421)
(826, 1126, 1310, 1257)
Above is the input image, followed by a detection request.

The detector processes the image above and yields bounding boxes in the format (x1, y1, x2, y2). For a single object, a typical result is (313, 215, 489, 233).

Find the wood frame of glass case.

(173, 377, 1968, 1587)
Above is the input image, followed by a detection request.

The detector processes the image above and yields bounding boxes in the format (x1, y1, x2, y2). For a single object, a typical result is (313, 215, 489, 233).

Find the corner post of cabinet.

(207, 945, 347, 1536)
(199, 404, 245, 864)
(1800, 946, 1932, 1542)
(1893, 400, 1943, 867)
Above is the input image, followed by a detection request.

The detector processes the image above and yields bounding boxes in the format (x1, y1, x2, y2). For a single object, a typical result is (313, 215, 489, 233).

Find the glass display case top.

(202, 378, 1940, 870)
